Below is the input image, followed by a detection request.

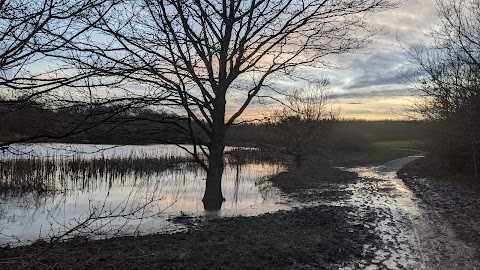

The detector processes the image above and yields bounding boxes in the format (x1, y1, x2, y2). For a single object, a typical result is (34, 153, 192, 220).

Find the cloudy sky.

(246, 0, 439, 120)
(7, 0, 439, 121)
(324, 0, 438, 120)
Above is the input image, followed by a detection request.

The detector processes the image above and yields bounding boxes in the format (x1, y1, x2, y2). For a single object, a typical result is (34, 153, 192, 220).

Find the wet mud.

(341, 156, 480, 270)
(399, 158, 480, 270)
(1, 156, 479, 269)
(338, 156, 425, 270)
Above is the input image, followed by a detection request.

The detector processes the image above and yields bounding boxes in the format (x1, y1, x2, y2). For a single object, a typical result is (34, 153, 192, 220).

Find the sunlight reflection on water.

(0, 144, 291, 246)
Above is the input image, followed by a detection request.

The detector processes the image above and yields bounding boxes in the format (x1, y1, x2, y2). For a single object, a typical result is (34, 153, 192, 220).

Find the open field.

(330, 140, 424, 166)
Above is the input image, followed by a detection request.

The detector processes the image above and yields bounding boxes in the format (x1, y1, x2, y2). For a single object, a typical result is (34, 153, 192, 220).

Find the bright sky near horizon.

(4, 0, 439, 121)
(240, 0, 438, 121)
(326, 0, 437, 120)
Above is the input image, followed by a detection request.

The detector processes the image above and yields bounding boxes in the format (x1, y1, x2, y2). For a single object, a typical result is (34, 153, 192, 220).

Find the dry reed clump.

(0, 148, 280, 194)
(0, 152, 196, 194)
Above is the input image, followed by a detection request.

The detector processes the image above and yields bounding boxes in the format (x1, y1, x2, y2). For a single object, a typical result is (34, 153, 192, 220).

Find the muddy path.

(1, 156, 478, 269)
(341, 156, 479, 270)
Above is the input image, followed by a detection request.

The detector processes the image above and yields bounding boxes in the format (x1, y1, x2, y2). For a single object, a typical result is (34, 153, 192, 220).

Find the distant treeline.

(226, 120, 428, 148)
(1, 101, 428, 149)
(0, 101, 191, 145)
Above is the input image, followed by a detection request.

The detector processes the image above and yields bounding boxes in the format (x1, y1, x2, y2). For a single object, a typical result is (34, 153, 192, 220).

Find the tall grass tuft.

(0, 151, 196, 194)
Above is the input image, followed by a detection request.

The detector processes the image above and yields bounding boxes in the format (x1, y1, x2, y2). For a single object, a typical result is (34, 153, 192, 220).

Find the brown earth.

(0, 164, 382, 270)
(2, 156, 479, 270)
(399, 157, 480, 269)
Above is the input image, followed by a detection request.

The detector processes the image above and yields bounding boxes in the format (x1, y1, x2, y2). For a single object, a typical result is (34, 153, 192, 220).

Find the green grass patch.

(373, 140, 424, 150)
(330, 140, 424, 167)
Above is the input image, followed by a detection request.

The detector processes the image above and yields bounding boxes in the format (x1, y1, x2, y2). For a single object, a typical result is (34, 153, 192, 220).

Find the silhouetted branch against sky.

(1, 0, 442, 120)
(0, 0, 125, 103)
(60, 0, 398, 123)
(38, 0, 402, 207)
(407, 0, 480, 119)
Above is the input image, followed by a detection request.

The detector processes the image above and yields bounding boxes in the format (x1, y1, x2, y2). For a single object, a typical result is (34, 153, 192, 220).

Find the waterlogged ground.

(338, 156, 480, 270)
(399, 159, 480, 270)
(0, 162, 375, 269)
(1, 149, 479, 269)
(0, 144, 290, 246)
(339, 156, 426, 269)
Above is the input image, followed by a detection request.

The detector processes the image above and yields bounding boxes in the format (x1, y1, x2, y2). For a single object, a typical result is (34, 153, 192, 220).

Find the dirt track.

(400, 158, 480, 270)
(342, 156, 480, 270)
(1, 156, 479, 269)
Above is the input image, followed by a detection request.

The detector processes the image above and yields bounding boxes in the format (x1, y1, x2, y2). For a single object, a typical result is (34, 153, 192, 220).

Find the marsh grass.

(0, 152, 197, 194)
(0, 148, 282, 195)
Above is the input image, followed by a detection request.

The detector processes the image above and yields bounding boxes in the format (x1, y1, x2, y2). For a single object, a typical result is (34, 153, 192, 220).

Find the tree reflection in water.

(0, 144, 290, 246)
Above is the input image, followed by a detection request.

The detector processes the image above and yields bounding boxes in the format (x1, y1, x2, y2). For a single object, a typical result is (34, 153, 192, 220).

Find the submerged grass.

(0, 149, 379, 270)
(0, 153, 196, 194)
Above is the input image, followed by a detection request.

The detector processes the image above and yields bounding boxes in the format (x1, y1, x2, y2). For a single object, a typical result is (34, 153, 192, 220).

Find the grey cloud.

(367, 0, 438, 46)
(344, 73, 403, 90)
(333, 88, 414, 100)
(339, 49, 424, 91)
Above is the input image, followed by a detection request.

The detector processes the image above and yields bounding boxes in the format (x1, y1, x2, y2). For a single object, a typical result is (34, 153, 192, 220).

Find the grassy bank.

(330, 140, 423, 166)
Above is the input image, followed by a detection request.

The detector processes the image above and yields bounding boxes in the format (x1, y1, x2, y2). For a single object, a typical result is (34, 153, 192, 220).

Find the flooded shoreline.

(342, 156, 426, 270)
(0, 143, 292, 246)
(2, 147, 472, 270)
(3, 154, 475, 269)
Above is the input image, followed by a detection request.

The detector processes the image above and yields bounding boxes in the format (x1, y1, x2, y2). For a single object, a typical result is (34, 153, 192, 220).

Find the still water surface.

(0, 144, 291, 246)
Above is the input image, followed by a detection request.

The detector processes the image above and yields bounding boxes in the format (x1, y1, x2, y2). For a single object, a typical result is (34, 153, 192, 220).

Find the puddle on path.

(337, 155, 479, 270)
(338, 156, 426, 270)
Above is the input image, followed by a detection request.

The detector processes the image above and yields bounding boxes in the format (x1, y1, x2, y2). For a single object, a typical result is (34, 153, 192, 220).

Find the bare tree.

(266, 80, 336, 167)
(0, 0, 164, 147)
(0, 0, 188, 251)
(0, 0, 123, 101)
(409, 0, 480, 177)
(58, 0, 398, 209)
(45, 0, 397, 209)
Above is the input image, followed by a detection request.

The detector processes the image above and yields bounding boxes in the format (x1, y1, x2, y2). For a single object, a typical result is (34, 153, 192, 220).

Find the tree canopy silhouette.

(55, 0, 398, 209)
(409, 0, 480, 177)
(2, 0, 398, 209)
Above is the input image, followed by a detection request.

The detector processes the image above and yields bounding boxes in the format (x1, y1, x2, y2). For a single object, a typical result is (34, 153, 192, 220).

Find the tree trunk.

(203, 43, 228, 209)
(202, 141, 225, 210)
(202, 96, 226, 210)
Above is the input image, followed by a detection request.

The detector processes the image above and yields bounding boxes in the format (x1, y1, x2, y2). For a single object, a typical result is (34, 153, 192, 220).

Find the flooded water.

(1, 143, 205, 158)
(0, 144, 290, 246)
(340, 156, 426, 270)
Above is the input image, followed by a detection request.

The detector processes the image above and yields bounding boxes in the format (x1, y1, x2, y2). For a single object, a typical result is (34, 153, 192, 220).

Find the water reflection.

(0, 144, 290, 246)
